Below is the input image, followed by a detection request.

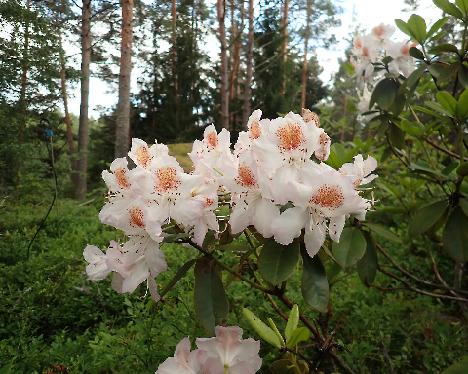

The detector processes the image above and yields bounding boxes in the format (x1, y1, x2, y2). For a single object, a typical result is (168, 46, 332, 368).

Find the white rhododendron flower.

(84, 236, 166, 301)
(84, 109, 377, 302)
(155, 337, 207, 374)
(155, 326, 261, 374)
(196, 326, 262, 374)
(351, 24, 416, 103)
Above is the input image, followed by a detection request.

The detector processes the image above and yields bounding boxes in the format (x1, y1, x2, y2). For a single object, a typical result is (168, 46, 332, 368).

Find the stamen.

(114, 168, 130, 189)
(129, 207, 145, 228)
(155, 167, 181, 192)
(236, 164, 257, 187)
(276, 122, 304, 151)
(136, 146, 152, 168)
(310, 185, 344, 209)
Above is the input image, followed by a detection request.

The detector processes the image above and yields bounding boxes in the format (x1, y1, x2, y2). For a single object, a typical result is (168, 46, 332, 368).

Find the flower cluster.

(351, 23, 417, 91)
(155, 326, 261, 374)
(83, 109, 376, 299)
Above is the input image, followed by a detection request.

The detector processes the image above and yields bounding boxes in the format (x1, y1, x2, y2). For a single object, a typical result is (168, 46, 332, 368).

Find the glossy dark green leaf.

(436, 91, 457, 115)
(409, 47, 425, 60)
(332, 227, 367, 268)
(443, 207, 468, 263)
(194, 257, 229, 334)
(243, 308, 282, 348)
(388, 123, 405, 149)
(404, 64, 426, 90)
(397, 118, 425, 137)
(371, 78, 398, 110)
(301, 253, 329, 313)
(410, 200, 448, 235)
(429, 43, 459, 54)
(357, 233, 378, 285)
(364, 222, 401, 243)
(433, 0, 464, 19)
(258, 239, 299, 285)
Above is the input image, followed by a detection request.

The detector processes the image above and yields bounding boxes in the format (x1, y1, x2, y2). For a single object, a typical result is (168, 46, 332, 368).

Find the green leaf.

(428, 62, 455, 81)
(433, 0, 464, 19)
(429, 43, 459, 54)
(269, 359, 300, 374)
(395, 19, 411, 36)
(443, 207, 468, 263)
(242, 308, 282, 348)
(258, 239, 300, 285)
(455, 0, 468, 16)
(457, 162, 468, 176)
(458, 65, 468, 88)
(436, 91, 457, 115)
(397, 118, 425, 137)
(407, 14, 427, 43)
(442, 355, 468, 374)
(363, 222, 401, 243)
(456, 89, 468, 120)
(409, 47, 425, 60)
(326, 143, 355, 169)
(371, 78, 398, 110)
(404, 65, 426, 89)
(388, 123, 406, 149)
(459, 198, 468, 216)
(424, 101, 452, 116)
(332, 227, 367, 268)
(357, 233, 378, 285)
(159, 258, 196, 299)
(267, 318, 285, 347)
(286, 327, 310, 349)
(285, 304, 299, 342)
(301, 253, 329, 313)
(194, 257, 229, 334)
(410, 200, 448, 235)
(427, 17, 449, 39)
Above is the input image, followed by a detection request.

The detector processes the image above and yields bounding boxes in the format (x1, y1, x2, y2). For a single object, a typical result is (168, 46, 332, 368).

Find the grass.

(0, 196, 466, 373)
(167, 143, 193, 171)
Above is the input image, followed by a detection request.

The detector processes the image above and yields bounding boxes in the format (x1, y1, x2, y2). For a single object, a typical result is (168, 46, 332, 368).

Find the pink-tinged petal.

(304, 217, 327, 257)
(147, 276, 160, 302)
(83, 245, 104, 263)
(329, 215, 346, 242)
(252, 199, 280, 238)
(145, 244, 167, 276)
(271, 206, 308, 245)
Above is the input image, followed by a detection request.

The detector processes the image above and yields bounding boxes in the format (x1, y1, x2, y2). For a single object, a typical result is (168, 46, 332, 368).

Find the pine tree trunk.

(242, 0, 254, 128)
(171, 0, 180, 132)
(75, 0, 92, 200)
(280, 0, 289, 96)
(300, 0, 312, 109)
(217, 0, 229, 130)
(114, 0, 134, 158)
(229, 0, 242, 130)
(58, 35, 75, 157)
(18, 0, 31, 142)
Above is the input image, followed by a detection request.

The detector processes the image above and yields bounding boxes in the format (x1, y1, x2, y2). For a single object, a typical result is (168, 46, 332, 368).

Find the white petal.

(304, 217, 326, 257)
(329, 215, 346, 242)
(252, 199, 280, 238)
(271, 206, 307, 245)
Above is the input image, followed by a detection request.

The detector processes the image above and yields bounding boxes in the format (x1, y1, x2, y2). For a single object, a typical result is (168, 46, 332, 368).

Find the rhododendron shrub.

(83, 108, 378, 372)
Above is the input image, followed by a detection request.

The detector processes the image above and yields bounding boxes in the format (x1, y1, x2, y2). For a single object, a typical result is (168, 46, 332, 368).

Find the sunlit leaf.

(243, 308, 282, 348)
